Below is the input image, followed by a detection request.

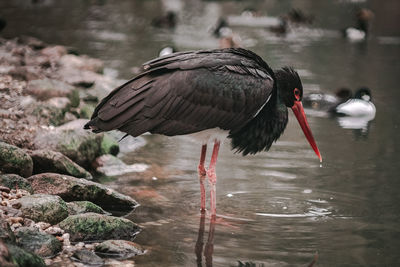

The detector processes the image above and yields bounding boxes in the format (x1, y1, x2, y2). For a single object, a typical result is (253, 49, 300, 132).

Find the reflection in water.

(195, 212, 216, 267)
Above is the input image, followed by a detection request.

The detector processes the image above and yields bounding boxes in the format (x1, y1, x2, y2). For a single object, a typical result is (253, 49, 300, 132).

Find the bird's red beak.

(291, 100, 322, 162)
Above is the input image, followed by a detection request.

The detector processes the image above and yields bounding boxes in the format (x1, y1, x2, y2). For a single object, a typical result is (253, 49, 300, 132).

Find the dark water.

(2, 0, 400, 266)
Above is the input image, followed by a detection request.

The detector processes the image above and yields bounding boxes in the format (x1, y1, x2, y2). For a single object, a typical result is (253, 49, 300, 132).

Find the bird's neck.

(228, 93, 288, 155)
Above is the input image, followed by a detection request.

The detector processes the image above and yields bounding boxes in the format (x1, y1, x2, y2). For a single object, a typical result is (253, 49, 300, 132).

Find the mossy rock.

(59, 213, 141, 242)
(27, 173, 138, 213)
(95, 240, 145, 259)
(67, 201, 109, 215)
(0, 219, 16, 244)
(7, 244, 46, 267)
(15, 227, 62, 258)
(26, 149, 92, 179)
(0, 174, 34, 194)
(100, 134, 119, 156)
(19, 194, 69, 225)
(0, 142, 33, 177)
(33, 119, 119, 169)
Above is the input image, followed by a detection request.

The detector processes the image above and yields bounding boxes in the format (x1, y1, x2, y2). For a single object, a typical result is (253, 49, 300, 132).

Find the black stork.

(84, 48, 322, 216)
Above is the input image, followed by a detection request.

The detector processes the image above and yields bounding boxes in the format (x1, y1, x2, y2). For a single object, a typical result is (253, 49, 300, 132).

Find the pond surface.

(2, 0, 400, 266)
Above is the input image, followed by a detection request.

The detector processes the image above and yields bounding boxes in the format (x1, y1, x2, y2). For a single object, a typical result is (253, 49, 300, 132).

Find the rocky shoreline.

(0, 36, 146, 266)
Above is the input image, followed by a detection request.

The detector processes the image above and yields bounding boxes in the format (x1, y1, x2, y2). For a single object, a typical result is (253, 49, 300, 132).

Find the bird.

(343, 8, 374, 41)
(287, 8, 314, 25)
(211, 18, 241, 49)
(334, 87, 376, 117)
(84, 48, 322, 216)
(151, 11, 177, 29)
(303, 88, 353, 112)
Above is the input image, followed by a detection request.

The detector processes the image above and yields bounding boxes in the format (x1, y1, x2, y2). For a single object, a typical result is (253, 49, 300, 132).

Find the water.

(2, 0, 400, 266)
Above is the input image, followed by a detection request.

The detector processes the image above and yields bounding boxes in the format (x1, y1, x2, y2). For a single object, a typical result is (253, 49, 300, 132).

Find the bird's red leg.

(207, 140, 220, 217)
(198, 144, 207, 212)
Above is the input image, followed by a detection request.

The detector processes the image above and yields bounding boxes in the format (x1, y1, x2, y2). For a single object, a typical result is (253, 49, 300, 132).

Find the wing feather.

(85, 48, 275, 137)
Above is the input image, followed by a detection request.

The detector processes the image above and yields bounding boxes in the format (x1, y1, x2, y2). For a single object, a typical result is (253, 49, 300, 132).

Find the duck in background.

(343, 8, 374, 41)
(303, 88, 353, 112)
(333, 87, 376, 132)
(287, 8, 315, 25)
(268, 8, 314, 36)
(211, 17, 241, 48)
(334, 87, 376, 117)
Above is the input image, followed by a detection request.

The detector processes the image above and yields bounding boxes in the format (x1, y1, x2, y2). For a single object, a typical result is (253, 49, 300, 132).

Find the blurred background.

(1, 0, 400, 266)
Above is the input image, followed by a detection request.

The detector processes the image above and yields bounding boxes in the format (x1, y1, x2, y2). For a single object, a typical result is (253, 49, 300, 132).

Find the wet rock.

(15, 227, 62, 258)
(59, 213, 141, 242)
(94, 154, 148, 176)
(0, 142, 33, 177)
(0, 218, 16, 244)
(19, 194, 68, 225)
(27, 173, 138, 212)
(60, 54, 104, 73)
(26, 149, 92, 179)
(95, 240, 145, 259)
(25, 78, 74, 101)
(6, 243, 46, 267)
(67, 201, 109, 215)
(72, 249, 104, 266)
(33, 119, 119, 168)
(0, 174, 34, 193)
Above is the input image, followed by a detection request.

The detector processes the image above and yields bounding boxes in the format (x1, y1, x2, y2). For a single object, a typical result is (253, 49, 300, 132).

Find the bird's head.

(354, 87, 372, 101)
(276, 67, 322, 162)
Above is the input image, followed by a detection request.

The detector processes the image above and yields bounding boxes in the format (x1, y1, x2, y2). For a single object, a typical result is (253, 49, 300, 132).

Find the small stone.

(6, 217, 23, 224)
(10, 202, 21, 209)
(0, 186, 10, 193)
(35, 222, 51, 230)
(44, 226, 64, 236)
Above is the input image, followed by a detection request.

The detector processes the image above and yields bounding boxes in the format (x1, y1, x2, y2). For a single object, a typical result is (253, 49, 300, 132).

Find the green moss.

(59, 213, 140, 242)
(100, 134, 119, 156)
(68, 89, 80, 108)
(0, 174, 34, 194)
(79, 103, 95, 119)
(0, 142, 33, 177)
(67, 201, 108, 215)
(7, 244, 46, 267)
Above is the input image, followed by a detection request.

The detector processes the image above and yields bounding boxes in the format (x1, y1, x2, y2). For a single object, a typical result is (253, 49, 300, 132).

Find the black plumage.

(85, 48, 303, 155)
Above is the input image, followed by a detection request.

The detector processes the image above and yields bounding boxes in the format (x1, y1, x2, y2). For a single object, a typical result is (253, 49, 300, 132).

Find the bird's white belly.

(186, 127, 229, 144)
(346, 28, 366, 41)
(336, 99, 376, 117)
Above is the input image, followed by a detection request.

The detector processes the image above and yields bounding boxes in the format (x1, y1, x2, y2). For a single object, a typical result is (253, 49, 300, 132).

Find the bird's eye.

(293, 88, 301, 101)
